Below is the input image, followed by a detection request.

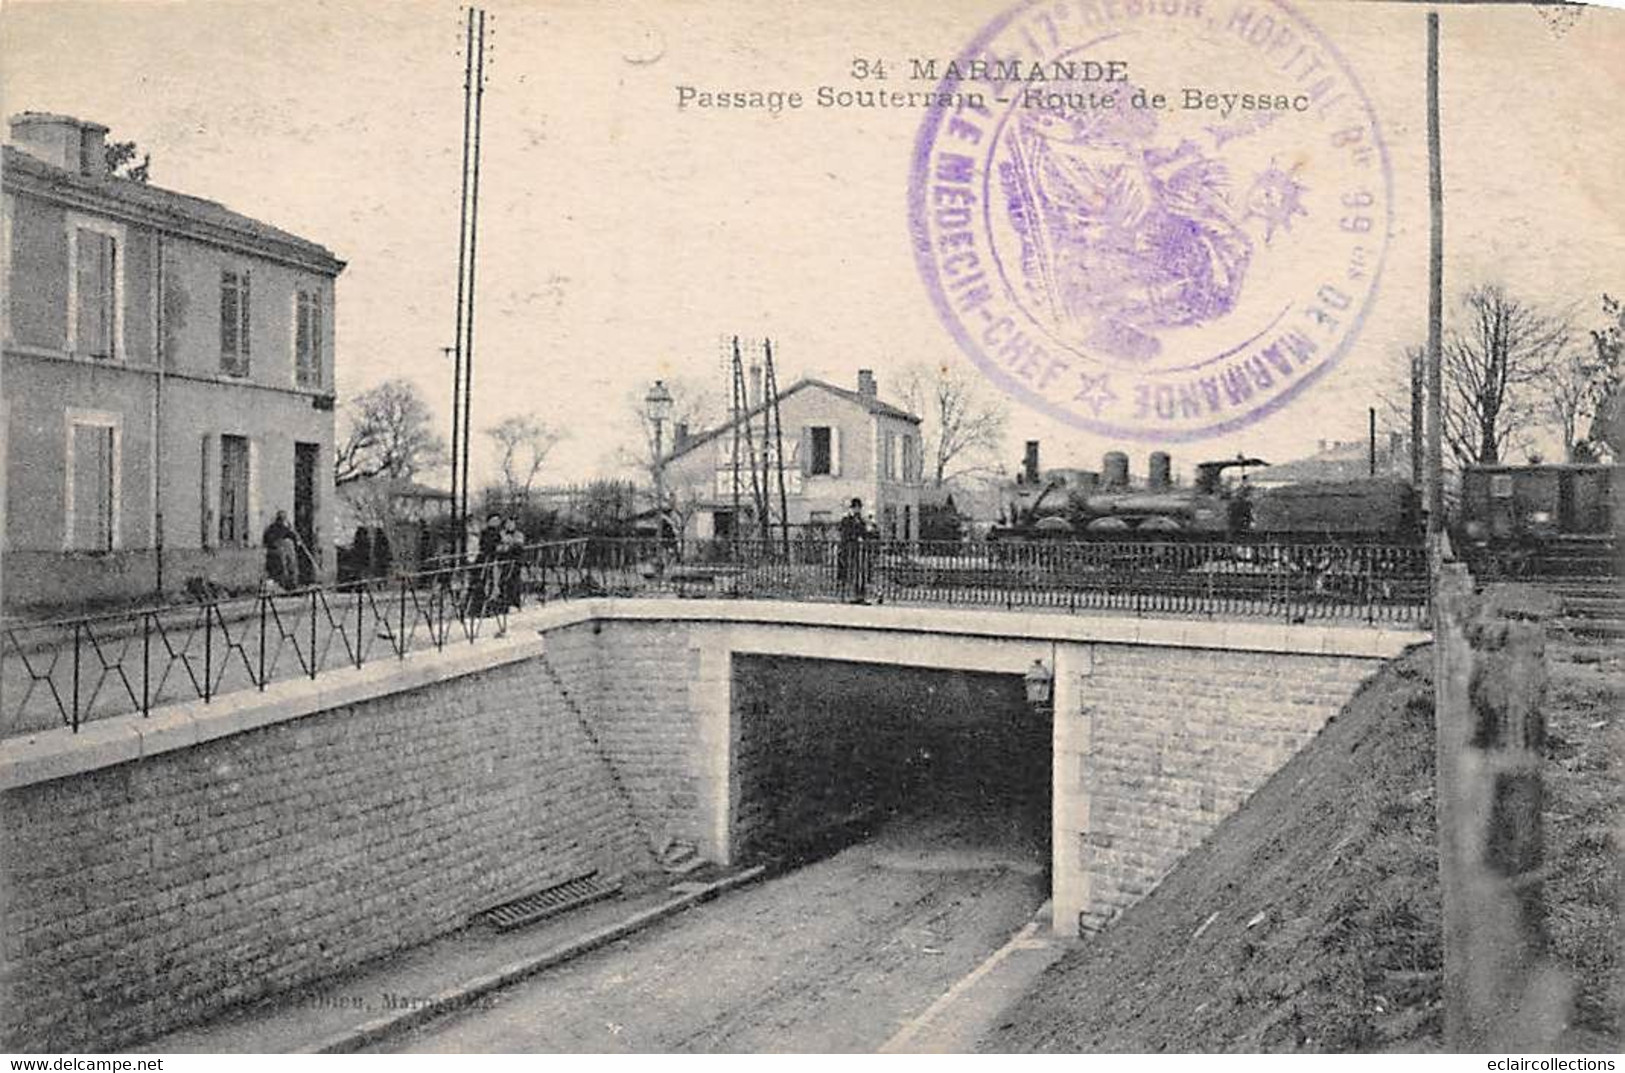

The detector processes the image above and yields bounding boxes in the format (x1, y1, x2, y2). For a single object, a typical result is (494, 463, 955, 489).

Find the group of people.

(471, 512, 528, 617)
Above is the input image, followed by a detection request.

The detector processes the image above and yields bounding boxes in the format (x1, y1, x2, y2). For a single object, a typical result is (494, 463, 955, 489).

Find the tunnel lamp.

(1024, 658, 1054, 708)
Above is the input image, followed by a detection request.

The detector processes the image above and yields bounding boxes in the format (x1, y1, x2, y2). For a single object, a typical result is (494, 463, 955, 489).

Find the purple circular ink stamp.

(909, 0, 1392, 442)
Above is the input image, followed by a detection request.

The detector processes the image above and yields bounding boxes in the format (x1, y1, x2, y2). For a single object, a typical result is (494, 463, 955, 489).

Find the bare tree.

(1579, 294, 1625, 458)
(1441, 285, 1572, 468)
(626, 375, 725, 481)
(335, 379, 445, 487)
(105, 139, 150, 183)
(895, 361, 1010, 487)
(486, 414, 563, 505)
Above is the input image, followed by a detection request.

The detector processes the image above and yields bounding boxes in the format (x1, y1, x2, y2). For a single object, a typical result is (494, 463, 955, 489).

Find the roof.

(392, 481, 453, 501)
(2, 144, 344, 274)
(666, 377, 920, 463)
(1252, 440, 1409, 486)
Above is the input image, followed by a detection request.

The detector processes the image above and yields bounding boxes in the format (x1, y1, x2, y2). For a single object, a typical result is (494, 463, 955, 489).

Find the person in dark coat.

(469, 513, 504, 617)
(262, 510, 299, 591)
(498, 517, 525, 610)
(837, 497, 872, 603)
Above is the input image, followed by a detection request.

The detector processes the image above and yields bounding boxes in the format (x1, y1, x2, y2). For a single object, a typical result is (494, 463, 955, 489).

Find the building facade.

(662, 370, 925, 541)
(2, 113, 345, 609)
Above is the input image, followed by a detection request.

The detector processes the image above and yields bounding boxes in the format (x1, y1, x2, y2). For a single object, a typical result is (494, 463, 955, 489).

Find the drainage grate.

(473, 871, 623, 931)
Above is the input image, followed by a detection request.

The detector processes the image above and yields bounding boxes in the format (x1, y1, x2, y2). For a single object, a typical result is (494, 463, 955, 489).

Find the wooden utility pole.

(450, 12, 474, 546)
(460, 7, 487, 532)
(1426, 9, 1444, 539)
(764, 338, 790, 558)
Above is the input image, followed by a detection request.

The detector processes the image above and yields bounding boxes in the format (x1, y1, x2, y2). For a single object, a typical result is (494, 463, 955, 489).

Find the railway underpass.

(0, 598, 1416, 1051)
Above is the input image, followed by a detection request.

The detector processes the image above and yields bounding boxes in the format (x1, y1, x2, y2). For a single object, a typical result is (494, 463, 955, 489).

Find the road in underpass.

(373, 791, 1052, 1053)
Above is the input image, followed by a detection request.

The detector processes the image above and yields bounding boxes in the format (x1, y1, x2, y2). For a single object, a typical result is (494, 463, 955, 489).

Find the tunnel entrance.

(730, 657, 1052, 875)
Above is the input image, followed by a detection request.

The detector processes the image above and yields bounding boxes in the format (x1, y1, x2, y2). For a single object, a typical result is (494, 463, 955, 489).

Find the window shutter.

(240, 271, 251, 361)
(247, 437, 261, 543)
(199, 433, 216, 547)
(800, 426, 813, 476)
(830, 426, 842, 478)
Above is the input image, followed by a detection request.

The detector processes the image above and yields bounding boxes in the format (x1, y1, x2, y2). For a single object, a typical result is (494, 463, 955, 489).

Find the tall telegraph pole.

(450, 7, 488, 546)
(1426, 10, 1444, 541)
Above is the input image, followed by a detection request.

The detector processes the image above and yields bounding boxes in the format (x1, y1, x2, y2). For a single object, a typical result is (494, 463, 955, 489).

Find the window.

(809, 426, 833, 476)
(219, 434, 251, 546)
(64, 409, 121, 552)
(902, 435, 919, 483)
(220, 269, 251, 376)
(295, 288, 322, 387)
(67, 216, 123, 360)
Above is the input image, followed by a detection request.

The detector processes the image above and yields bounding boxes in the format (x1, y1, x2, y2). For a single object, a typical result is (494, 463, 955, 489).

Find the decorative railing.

(2, 534, 1426, 738)
(583, 536, 1430, 623)
(1, 539, 590, 738)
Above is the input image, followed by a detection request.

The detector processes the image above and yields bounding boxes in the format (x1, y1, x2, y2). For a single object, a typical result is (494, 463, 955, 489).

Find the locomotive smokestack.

(1148, 451, 1171, 491)
(1023, 441, 1040, 485)
(1103, 451, 1129, 490)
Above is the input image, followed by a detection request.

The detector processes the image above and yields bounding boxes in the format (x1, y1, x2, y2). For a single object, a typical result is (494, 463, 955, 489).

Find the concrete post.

(1434, 565, 1572, 1050)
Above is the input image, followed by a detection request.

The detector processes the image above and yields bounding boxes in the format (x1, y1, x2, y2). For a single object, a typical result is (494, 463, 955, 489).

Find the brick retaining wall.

(0, 655, 653, 1050)
(1057, 644, 1382, 933)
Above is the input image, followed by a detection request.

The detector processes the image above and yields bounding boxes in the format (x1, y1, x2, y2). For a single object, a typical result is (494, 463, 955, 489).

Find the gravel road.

(375, 795, 1049, 1053)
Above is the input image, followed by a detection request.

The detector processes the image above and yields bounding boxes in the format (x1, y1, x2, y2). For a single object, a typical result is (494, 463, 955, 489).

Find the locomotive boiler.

(997, 442, 1422, 543)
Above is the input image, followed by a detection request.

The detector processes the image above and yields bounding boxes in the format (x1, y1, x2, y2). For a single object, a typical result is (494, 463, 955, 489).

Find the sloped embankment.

(984, 646, 1444, 1052)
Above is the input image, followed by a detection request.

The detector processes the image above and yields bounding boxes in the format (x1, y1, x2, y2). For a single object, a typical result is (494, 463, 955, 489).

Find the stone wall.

(1055, 643, 1382, 934)
(0, 654, 653, 1050)
(542, 620, 709, 853)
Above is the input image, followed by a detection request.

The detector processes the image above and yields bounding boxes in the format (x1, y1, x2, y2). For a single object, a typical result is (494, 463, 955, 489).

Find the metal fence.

(1, 539, 590, 738)
(583, 536, 1429, 621)
(2, 534, 1426, 739)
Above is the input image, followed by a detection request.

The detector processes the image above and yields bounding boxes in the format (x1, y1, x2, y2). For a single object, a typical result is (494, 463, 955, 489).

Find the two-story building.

(2, 113, 345, 609)
(661, 370, 925, 541)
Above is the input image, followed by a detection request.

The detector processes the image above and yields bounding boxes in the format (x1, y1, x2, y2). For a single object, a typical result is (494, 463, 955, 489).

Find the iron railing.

(2, 534, 1426, 739)
(582, 537, 1430, 624)
(1, 539, 590, 738)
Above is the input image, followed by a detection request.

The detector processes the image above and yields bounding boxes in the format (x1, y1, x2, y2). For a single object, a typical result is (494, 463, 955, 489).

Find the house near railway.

(2, 112, 345, 609)
(660, 370, 926, 541)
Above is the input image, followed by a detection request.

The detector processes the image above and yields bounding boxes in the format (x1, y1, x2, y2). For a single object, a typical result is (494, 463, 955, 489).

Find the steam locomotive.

(993, 442, 1422, 543)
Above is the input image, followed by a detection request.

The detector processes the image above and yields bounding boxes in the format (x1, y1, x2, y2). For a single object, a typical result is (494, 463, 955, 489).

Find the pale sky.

(4, 0, 1622, 487)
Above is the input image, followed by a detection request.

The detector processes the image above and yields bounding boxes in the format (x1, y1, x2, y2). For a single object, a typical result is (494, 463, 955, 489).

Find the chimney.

(1023, 441, 1040, 485)
(857, 369, 877, 398)
(9, 113, 109, 177)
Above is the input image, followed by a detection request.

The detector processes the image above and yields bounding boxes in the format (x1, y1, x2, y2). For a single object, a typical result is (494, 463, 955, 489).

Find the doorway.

(294, 442, 319, 584)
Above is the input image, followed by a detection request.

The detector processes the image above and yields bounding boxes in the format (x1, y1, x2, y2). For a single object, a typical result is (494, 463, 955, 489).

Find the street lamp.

(644, 380, 674, 543)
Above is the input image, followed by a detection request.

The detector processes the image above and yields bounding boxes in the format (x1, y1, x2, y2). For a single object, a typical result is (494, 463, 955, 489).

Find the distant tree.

(896, 361, 1009, 487)
(575, 479, 639, 536)
(1580, 294, 1625, 458)
(486, 414, 563, 506)
(334, 379, 445, 487)
(1441, 285, 1572, 467)
(104, 139, 150, 183)
(624, 375, 725, 482)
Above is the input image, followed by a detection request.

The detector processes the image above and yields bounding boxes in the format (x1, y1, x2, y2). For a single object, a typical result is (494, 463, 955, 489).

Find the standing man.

(837, 497, 871, 604)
